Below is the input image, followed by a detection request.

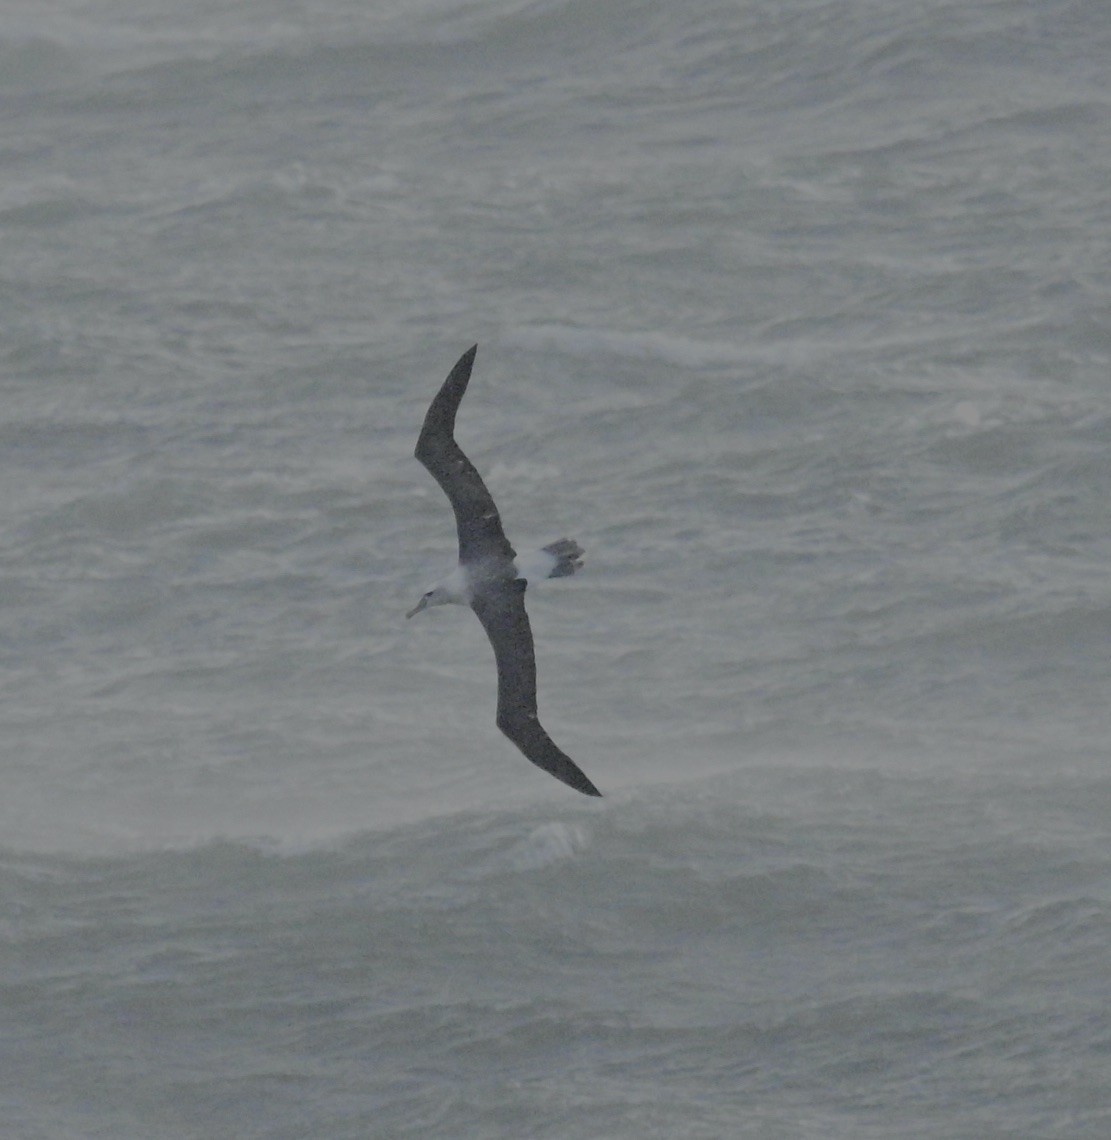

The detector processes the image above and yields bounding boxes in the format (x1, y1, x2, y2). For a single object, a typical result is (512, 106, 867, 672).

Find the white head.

(406, 565, 471, 619)
(406, 583, 454, 619)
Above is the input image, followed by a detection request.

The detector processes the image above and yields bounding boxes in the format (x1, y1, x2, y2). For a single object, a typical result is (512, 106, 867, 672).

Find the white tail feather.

(514, 538, 584, 583)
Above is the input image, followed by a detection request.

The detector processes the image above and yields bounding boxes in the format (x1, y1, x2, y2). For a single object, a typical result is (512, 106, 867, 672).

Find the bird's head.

(407, 564, 469, 618)
(406, 583, 452, 619)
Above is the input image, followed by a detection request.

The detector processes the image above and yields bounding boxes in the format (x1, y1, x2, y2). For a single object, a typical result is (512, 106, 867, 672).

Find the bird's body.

(407, 345, 600, 797)
(407, 541, 584, 614)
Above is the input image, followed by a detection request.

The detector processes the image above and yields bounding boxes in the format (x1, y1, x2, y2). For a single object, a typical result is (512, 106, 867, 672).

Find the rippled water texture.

(3, 1, 1110, 1136)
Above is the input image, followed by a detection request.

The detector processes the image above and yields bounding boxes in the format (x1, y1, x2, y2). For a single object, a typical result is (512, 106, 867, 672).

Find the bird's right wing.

(414, 345, 515, 565)
(471, 581, 602, 797)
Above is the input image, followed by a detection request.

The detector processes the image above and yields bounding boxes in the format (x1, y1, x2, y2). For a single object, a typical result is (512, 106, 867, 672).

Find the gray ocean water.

(4, 1, 1110, 1136)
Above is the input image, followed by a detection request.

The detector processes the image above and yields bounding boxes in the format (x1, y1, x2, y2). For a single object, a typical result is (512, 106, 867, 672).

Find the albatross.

(407, 345, 601, 797)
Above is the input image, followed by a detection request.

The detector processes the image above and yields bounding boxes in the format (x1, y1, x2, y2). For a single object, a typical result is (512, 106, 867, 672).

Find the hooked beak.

(406, 597, 428, 620)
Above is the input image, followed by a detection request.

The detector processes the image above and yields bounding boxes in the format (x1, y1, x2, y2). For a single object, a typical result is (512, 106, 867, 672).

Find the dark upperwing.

(470, 580, 602, 797)
(414, 345, 516, 565)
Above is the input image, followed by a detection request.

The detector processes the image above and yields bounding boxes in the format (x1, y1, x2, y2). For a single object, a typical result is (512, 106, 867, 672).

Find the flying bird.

(407, 345, 601, 797)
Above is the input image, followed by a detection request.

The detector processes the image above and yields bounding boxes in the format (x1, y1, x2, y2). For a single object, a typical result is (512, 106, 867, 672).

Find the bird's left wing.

(470, 581, 601, 797)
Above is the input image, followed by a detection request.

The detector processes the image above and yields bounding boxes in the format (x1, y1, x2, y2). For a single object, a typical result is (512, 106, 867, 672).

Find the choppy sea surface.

(3, 1, 1110, 1136)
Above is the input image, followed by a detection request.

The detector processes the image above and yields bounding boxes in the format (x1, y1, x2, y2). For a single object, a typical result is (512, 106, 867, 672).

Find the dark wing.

(471, 581, 602, 797)
(414, 345, 515, 565)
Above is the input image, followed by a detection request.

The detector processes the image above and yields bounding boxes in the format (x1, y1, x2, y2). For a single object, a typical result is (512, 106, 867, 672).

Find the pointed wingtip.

(496, 714, 603, 797)
(552, 758, 603, 797)
(415, 344, 481, 462)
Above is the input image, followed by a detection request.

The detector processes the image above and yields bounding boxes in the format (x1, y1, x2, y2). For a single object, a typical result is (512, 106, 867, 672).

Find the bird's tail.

(542, 538, 584, 578)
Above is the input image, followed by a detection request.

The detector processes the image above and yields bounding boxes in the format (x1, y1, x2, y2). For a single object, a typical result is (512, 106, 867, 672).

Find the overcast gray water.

(3, 1, 1111, 1136)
